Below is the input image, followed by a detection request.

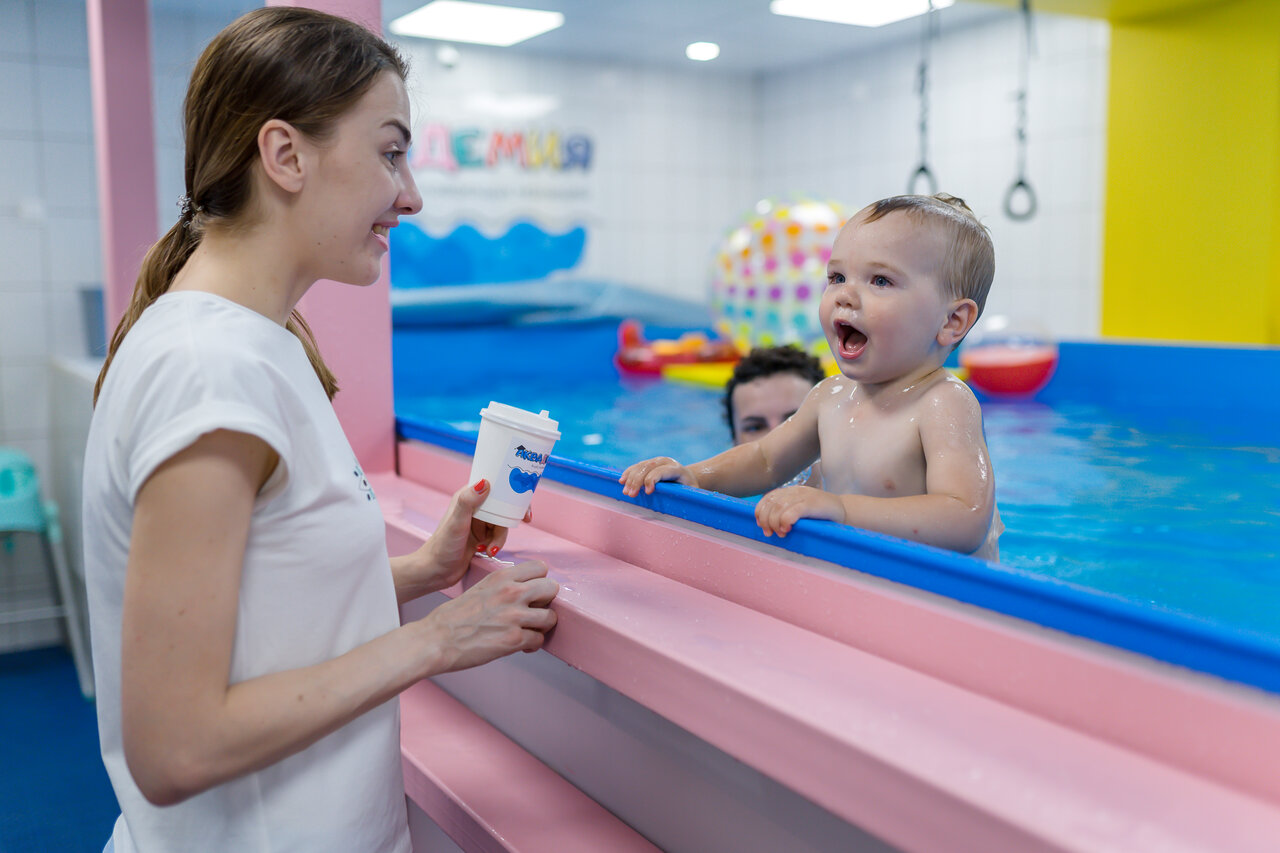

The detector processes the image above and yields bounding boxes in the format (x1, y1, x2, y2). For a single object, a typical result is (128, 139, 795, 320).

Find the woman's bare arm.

(121, 429, 557, 806)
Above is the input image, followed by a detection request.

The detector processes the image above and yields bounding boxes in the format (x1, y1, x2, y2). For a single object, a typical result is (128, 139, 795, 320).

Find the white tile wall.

(0, 138, 41, 207)
(0, 60, 37, 135)
(37, 63, 95, 139)
(0, 0, 34, 58)
(0, 0, 246, 652)
(34, 0, 89, 63)
(752, 10, 1109, 340)
(0, 290, 50, 364)
(40, 138, 97, 215)
(0, 217, 46, 284)
(0, 27, 64, 646)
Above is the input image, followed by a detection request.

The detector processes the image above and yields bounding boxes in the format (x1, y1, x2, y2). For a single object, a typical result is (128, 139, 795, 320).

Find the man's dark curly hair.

(723, 345, 826, 441)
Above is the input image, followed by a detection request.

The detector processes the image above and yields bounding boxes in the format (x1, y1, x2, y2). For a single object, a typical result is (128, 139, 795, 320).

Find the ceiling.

(149, 0, 1014, 74)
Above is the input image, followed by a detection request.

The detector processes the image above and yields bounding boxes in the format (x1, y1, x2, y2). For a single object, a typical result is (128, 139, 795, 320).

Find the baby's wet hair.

(862, 193, 995, 320)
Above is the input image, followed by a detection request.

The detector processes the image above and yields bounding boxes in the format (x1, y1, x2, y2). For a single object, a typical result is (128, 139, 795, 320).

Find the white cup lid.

(479, 401, 561, 440)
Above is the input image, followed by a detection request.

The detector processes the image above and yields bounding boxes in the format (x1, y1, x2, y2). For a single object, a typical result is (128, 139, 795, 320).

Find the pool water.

(397, 375, 1280, 636)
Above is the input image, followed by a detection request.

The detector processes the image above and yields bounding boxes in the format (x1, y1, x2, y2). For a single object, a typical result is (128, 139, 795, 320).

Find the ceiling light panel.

(390, 1, 565, 47)
(770, 0, 954, 28)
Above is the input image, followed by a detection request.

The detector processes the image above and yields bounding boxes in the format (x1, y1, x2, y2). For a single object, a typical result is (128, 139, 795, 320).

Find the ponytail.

(287, 311, 339, 400)
(93, 221, 199, 405)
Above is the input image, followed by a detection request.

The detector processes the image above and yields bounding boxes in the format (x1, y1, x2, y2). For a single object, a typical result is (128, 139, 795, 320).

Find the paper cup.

(468, 402, 561, 527)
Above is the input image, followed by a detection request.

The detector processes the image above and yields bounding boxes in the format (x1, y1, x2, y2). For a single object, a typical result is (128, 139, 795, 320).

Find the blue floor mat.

(0, 646, 118, 852)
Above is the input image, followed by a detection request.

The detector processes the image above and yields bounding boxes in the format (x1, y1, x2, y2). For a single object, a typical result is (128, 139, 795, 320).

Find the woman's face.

(730, 372, 816, 445)
(300, 72, 423, 286)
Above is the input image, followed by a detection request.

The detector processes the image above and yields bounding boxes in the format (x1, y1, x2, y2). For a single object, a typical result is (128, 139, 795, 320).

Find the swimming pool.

(399, 373, 1280, 632)
(394, 320, 1280, 685)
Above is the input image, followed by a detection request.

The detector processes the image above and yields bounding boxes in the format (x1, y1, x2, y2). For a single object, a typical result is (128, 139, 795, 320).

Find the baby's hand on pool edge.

(618, 456, 698, 497)
(755, 485, 846, 538)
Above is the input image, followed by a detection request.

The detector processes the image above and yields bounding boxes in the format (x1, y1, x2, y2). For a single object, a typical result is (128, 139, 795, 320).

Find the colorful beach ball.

(709, 197, 848, 354)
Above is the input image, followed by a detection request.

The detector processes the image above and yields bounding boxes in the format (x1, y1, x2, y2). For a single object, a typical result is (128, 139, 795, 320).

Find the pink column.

(87, 0, 159, 335)
(266, 0, 397, 475)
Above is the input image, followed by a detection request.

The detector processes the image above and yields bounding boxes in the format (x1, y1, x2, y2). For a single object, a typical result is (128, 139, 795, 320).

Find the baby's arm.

(619, 386, 822, 498)
(756, 381, 996, 553)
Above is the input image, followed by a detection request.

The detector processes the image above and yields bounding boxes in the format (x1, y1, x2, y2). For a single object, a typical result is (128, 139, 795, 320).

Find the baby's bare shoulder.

(811, 373, 853, 402)
(815, 373, 849, 393)
(918, 373, 984, 423)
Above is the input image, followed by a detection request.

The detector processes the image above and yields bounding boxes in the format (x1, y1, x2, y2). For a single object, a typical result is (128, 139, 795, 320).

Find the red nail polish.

(488, 545, 499, 556)
(473, 479, 487, 492)
(475, 543, 485, 552)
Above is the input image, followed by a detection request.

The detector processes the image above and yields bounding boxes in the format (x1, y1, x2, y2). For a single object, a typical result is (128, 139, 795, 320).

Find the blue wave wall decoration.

(390, 220, 587, 288)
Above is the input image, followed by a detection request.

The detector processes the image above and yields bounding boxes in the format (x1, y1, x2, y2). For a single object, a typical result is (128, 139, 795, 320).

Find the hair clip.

(177, 194, 203, 228)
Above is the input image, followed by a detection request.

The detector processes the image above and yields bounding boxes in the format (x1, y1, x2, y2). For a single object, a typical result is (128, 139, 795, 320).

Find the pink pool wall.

(267, 0, 396, 474)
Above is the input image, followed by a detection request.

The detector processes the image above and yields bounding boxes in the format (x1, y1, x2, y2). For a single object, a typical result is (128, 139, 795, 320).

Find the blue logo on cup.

(507, 445, 545, 494)
(514, 445, 546, 464)
(509, 467, 540, 494)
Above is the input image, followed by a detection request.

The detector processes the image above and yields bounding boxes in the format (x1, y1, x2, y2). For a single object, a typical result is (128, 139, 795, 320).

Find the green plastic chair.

(0, 447, 93, 697)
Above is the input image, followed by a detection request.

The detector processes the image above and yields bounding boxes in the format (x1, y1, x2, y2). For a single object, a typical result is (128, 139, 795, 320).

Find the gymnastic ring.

(1003, 178, 1037, 221)
(908, 165, 937, 197)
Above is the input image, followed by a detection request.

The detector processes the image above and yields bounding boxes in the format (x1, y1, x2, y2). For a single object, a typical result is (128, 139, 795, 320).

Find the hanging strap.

(1004, 0, 1038, 220)
(908, 1, 939, 196)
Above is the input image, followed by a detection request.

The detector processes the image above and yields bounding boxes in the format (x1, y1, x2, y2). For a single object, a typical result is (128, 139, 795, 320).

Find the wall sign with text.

(411, 123, 594, 173)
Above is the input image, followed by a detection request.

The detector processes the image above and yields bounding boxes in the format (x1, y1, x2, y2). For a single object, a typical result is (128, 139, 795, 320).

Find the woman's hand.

(392, 478, 531, 603)
(419, 559, 560, 672)
(754, 485, 846, 537)
(618, 456, 698, 497)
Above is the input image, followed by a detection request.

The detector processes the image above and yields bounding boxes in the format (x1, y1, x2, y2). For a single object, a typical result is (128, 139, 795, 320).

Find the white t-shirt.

(83, 291, 410, 853)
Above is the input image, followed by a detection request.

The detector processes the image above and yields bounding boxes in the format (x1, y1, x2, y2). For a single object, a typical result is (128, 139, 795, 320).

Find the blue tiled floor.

(0, 646, 117, 852)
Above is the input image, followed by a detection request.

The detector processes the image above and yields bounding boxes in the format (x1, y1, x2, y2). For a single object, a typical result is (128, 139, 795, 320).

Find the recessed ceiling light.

(435, 44, 460, 67)
(770, 0, 954, 28)
(389, 1, 564, 47)
(685, 41, 720, 62)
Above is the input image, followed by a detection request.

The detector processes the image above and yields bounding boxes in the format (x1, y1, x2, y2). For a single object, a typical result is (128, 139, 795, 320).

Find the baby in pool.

(620, 193, 1002, 560)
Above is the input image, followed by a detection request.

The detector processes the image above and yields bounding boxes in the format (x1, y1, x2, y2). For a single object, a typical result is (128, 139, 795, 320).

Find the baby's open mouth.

(834, 320, 867, 359)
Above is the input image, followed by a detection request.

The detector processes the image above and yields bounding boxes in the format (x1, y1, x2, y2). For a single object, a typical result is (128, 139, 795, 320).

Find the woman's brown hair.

(94, 7, 408, 403)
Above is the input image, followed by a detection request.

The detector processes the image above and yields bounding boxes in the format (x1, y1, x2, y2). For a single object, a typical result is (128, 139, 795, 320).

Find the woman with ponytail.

(82, 10, 558, 852)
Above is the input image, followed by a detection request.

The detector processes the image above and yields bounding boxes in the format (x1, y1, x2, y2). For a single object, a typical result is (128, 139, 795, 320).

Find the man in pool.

(724, 345, 826, 446)
(620, 193, 1002, 561)
(723, 345, 826, 487)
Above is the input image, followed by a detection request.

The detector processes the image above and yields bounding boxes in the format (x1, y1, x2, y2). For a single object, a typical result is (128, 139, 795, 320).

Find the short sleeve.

(128, 400, 293, 505)
(118, 330, 296, 504)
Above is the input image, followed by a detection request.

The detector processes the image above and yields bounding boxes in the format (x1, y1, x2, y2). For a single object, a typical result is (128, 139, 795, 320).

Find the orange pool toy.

(614, 319, 741, 376)
(960, 344, 1058, 396)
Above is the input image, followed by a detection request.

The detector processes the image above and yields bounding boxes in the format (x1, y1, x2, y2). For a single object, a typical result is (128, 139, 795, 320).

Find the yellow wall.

(1102, 0, 1280, 343)
(977, 0, 1230, 22)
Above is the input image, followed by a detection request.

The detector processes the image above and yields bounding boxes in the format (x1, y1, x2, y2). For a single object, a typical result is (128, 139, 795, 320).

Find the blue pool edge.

(399, 416, 1280, 698)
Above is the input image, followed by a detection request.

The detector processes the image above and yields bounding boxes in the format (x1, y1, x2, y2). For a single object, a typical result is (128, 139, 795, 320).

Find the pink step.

(400, 679, 659, 852)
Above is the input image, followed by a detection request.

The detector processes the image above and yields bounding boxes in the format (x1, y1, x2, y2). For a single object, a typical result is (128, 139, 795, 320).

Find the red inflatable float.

(960, 344, 1058, 396)
(613, 319, 740, 376)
